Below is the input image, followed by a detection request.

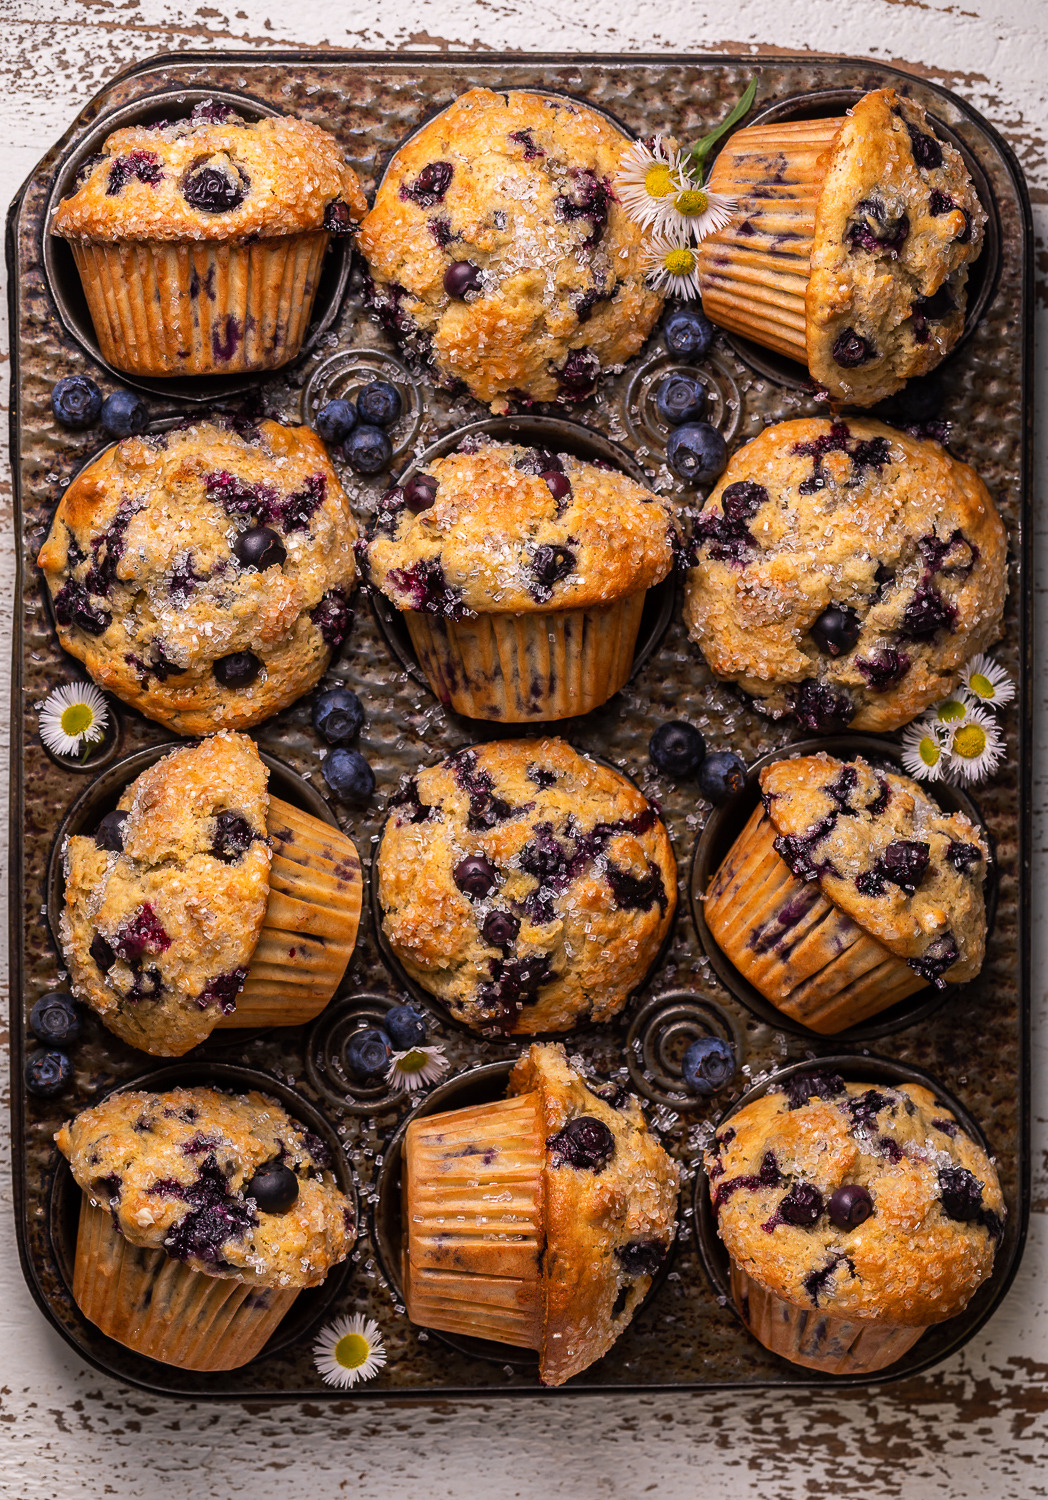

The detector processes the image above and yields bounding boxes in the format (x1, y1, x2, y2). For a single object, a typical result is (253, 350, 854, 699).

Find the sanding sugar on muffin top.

(358, 88, 663, 412)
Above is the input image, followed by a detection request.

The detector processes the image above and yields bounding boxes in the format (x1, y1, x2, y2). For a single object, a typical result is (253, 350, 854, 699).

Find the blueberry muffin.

(37, 418, 358, 735)
(705, 1070, 1004, 1373)
(52, 98, 367, 376)
(377, 738, 677, 1035)
(404, 1042, 679, 1385)
(696, 88, 986, 405)
(683, 417, 1007, 734)
(58, 1085, 355, 1370)
(704, 752, 989, 1032)
(363, 438, 677, 720)
(358, 88, 662, 412)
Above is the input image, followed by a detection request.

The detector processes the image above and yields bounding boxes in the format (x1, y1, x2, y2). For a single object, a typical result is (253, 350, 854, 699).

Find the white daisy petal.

(38, 681, 109, 758)
(900, 719, 946, 782)
(640, 229, 703, 300)
(652, 184, 739, 245)
(313, 1314, 387, 1389)
(387, 1045, 449, 1093)
(961, 653, 1015, 708)
(614, 137, 685, 232)
(931, 696, 970, 729)
(945, 704, 1005, 784)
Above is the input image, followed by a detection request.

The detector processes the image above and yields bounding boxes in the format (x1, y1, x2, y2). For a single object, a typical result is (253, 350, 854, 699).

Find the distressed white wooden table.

(2, 4, 1046, 1496)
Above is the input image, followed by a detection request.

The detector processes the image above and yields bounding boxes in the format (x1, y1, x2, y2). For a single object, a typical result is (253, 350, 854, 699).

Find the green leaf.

(688, 77, 758, 180)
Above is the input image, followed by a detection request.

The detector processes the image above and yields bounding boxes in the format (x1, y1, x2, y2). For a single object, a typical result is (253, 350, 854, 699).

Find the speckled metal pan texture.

(6, 52, 1032, 1399)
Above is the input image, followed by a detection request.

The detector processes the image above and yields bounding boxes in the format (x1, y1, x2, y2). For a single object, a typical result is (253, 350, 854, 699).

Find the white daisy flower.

(614, 136, 686, 232)
(640, 230, 703, 300)
(38, 681, 109, 759)
(655, 183, 739, 245)
(313, 1314, 387, 1389)
(387, 1044, 449, 1093)
(945, 705, 1005, 784)
(931, 696, 970, 730)
(961, 653, 1015, 709)
(900, 719, 946, 782)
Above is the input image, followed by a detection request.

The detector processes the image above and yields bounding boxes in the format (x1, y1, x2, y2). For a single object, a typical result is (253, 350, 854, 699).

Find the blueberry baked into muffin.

(377, 738, 677, 1035)
(362, 438, 677, 720)
(704, 752, 989, 1032)
(404, 1042, 680, 1385)
(683, 417, 1007, 734)
(61, 733, 362, 1054)
(358, 88, 663, 412)
(51, 98, 367, 376)
(696, 88, 986, 405)
(37, 418, 358, 735)
(705, 1070, 1004, 1373)
(57, 1085, 355, 1370)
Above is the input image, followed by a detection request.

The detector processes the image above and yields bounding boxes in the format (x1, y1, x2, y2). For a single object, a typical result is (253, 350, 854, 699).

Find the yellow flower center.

(398, 1049, 426, 1074)
(334, 1332, 372, 1370)
(937, 699, 967, 723)
(953, 725, 987, 760)
(918, 736, 941, 768)
(664, 248, 697, 276)
(644, 164, 675, 199)
(969, 672, 994, 699)
(675, 188, 709, 216)
(60, 703, 95, 737)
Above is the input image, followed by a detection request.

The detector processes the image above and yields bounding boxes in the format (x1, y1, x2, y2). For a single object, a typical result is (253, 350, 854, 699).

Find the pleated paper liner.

(402, 590, 647, 721)
(704, 804, 925, 1034)
(67, 231, 329, 376)
(696, 116, 844, 363)
(72, 1197, 298, 1371)
(729, 1262, 926, 1375)
(215, 795, 362, 1030)
(403, 1090, 546, 1349)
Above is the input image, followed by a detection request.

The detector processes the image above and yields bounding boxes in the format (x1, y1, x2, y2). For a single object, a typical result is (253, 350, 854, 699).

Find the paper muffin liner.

(403, 1091, 546, 1349)
(72, 1196, 298, 1370)
(67, 232, 329, 376)
(402, 591, 647, 722)
(216, 796, 362, 1030)
(729, 1261, 926, 1374)
(696, 116, 845, 363)
(704, 804, 925, 1033)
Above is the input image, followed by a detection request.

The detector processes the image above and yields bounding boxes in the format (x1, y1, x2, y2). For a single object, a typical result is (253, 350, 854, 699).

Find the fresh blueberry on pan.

(51, 375, 102, 430)
(655, 374, 706, 427)
(314, 398, 358, 445)
(666, 423, 727, 486)
(345, 1027, 393, 1081)
(681, 1035, 736, 1095)
(649, 721, 706, 777)
(100, 390, 148, 439)
(698, 750, 747, 804)
(344, 424, 393, 474)
(322, 748, 375, 804)
(663, 305, 714, 360)
(312, 687, 364, 744)
(356, 381, 402, 429)
(385, 1004, 428, 1050)
(25, 1050, 72, 1098)
(29, 993, 82, 1048)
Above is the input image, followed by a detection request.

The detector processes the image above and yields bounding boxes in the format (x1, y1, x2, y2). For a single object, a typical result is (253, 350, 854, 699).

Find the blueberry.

(25, 1049, 72, 1098)
(312, 686, 364, 744)
(666, 423, 727, 486)
(454, 854, 497, 899)
(548, 1115, 615, 1171)
(356, 381, 402, 429)
(832, 329, 875, 368)
(616, 1239, 666, 1277)
(94, 809, 127, 852)
(443, 260, 483, 298)
(811, 604, 862, 657)
(182, 163, 247, 213)
(29, 993, 82, 1047)
(100, 389, 148, 439)
(681, 1035, 736, 1095)
(322, 748, 375, 804)
(779, 1183, 824, 1227)
(385, 1004, 427, 1050)
(89, 933, 115, 972)
(482, 909, 520, 947)
(698, 750, 746, 804)
(234, 526, 286, 570)
(828, 1183, 874, 1230)
(210, 811, 255, 863)
(649, 721, 706, 777)
(314, 398, 357, 444)
(655, 374, 706, 426)
(344, 424, 393, 474)
(404, 474, 438, 513)
(663, 306, 714, 360)
(213, 651, 261, 688)
(541, 471, 572, 504)
(51, 375, 102, 430)
(345, 1026, 393, 1081)
(245, 1162, 299, 1213)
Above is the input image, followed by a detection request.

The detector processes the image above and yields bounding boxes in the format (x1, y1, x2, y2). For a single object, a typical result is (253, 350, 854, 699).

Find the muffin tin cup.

(689, 734, 997, 1044)
(693, 1053, 1005, 1381)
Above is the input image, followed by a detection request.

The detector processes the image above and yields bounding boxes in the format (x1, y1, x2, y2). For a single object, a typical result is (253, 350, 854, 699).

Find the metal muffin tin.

(6, 52, 1031, 1399)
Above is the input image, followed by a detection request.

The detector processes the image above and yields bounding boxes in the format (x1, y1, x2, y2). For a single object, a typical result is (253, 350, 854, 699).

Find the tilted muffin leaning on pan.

(60, 733, 362, 1053)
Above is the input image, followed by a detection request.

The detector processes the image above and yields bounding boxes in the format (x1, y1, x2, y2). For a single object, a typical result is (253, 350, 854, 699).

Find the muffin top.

(358, 88, 662, 412)
(683, 416, 1007, 733)
(52, 101, 367, 243)
(364, 439, 677, 616)
(57, 1086, 354, 1288)
(807, 89, 986, 405)
(759, 753, 988, 986)
(61, 733, 272, 1056)
(37, 419, 357, 736)
(377, 738, 677, 1035)
(509, 1043, 680, 1387)
(705, 1071, 1004, 1325)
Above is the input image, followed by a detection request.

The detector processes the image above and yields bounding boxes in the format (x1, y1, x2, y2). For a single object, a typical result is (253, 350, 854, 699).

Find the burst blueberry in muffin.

(37, 418, 358, 735)
(358, 88, 663, 412)
(683, 416, 1007, 733)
